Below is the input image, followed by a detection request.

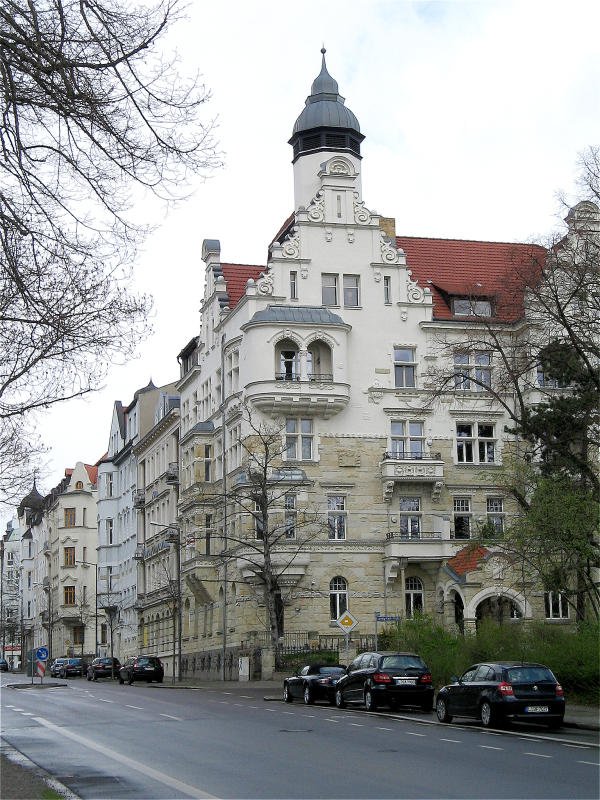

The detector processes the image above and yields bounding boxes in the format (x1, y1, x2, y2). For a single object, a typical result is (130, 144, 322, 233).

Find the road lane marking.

(324, 718, 340, 723)
(282, 711, 295, 715)
(125, 705, 144, 710)
(480, 745, 503, 750)
(302, 715, 316, 718)
(19, 712, 34, 716)
(377, 727, 393, 731)
(159, 713, 183, 721)
(405, 732, 425, 737)
(563, 744, 590, 749)
(240, 695, 252, 699)
(98, 699, 113, 703)
(349, 723, 364, 727)
(440, 738, 461, 743)
(577, 761, 600, 766)
(33, 716, 219, 799)
(524, 753, 552, 758)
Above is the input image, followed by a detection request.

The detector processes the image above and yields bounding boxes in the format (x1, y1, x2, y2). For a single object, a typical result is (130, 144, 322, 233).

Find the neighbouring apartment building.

(97, 380, 178, 662)
(159, 50, 594, 679)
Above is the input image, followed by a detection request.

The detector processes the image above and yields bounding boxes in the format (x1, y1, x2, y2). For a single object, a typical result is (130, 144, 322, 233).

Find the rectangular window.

(321, 273, 338, 306)
(107, 519, 114, 545)
(106, 473, 113, 498)
(454, 352, 491, 391)
(343, 274, 360, 307)
(63, 546, 75, 566)
(383, 275, 391, 304)
(393, 347, 416, 388)
(328, 496, 347, 540)
(285, 418, 313, 460)
(64, 585, 76, 605)
(100, 623, 108, 644)
(453, 298, 492, 317)
(486, 498, 504, 534)
(27, 571, 32, 589)
(537, 367, 568, 389)
(544, 591, 569, 619)
(254, 502, 265, 540)
(73, 626, 85, 645)
(453, 497, 471, 539)
(203, 444, 212, 482)
(284, 494, 297, 539)
(290, 270, 298, 300)
(456, 423, 496, 464)
(205, 514, 212, 555)
(390, 420, 425, 458)
(64, 508, 76, 528)
(399, 497, 421, 539)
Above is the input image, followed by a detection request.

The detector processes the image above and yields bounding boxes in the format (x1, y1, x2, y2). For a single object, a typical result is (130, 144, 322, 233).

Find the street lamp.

(149, 522, 182, 683)
(76, 561, 98, 658)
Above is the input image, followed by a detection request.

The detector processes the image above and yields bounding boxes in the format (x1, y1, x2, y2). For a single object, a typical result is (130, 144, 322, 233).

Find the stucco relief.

(394, 464, 437, 477)
(353, 192, 373, 225)
(380, 231, 402, 263)
(281, 229, 300, 259)
(306, 190, 325, 223)
(256, 272, 274, 295)
(406, 270, 425, 302)
(321, 156, 355, 176)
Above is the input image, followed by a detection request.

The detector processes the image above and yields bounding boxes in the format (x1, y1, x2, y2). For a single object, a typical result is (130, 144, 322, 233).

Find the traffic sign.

(36, 647, 49, 661)
(336, 610, 359, 633)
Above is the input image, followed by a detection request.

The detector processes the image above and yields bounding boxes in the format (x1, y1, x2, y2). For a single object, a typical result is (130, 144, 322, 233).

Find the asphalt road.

(1, 678, 598, 799)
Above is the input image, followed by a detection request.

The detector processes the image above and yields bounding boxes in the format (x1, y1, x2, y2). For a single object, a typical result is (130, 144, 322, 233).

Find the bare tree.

(0, 1, 221, 504)
(193, 405, 327, 650)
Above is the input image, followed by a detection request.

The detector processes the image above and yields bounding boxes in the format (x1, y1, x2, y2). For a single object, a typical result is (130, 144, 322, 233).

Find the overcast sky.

(17, 0, 599, 509)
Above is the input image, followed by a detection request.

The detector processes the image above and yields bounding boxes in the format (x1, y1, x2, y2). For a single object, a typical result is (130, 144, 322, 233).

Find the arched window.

(329, 576, 348, 620)
(75, 480, 83, 490)
(307, 340, 333, 382)
(405, 576, 424, 618)
(276, 339, 299, 381)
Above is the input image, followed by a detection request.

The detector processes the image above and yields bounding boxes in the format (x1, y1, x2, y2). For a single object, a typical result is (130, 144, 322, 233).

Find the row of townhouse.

(4, 52, 596, 678)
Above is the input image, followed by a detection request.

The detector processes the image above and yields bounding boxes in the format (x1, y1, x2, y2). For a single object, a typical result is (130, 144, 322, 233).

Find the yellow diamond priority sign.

(336, 610, 358, 633)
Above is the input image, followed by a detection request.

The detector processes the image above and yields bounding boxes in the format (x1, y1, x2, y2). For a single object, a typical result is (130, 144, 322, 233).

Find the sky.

(15, 0, 600, 509)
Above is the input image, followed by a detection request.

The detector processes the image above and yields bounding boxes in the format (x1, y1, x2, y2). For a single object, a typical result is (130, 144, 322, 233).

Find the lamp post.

(76, 560, 98, 658)
(149, 522, 181, 683)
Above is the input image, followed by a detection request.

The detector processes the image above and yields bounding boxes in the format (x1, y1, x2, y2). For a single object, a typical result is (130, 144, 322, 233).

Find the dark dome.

(290, 49, 363, 162)
(17, 482, 44, 517)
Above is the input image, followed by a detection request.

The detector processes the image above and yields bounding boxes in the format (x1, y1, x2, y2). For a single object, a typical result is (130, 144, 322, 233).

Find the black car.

(87, 657, 121, 681)
(334, 651, 434, 712)
(0, 658, 8, 672)
(49, 658, 68, 677)
(59, 657, 85, 678)
(283, 663, 346, 705)
(119, 655, 164, 684)
(436, 661, 565, 729)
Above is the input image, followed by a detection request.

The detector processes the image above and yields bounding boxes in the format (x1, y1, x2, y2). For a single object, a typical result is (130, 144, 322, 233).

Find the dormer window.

(452, 298, 492, 317)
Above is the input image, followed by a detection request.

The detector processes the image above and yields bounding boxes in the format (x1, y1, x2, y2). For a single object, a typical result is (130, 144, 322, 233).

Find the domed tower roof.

(289, 49, 364, 163)
(17, 481, 44, 518)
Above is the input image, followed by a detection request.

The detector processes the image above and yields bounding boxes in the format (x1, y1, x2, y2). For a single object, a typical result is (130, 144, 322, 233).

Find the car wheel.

(364, 688, 377, 712)
(480, 700, 497, 728)
(335, 689, 345, 709)
(303, 684, 314, 705)
(283, 684, 293, 703)
(436, 696, 453, 723)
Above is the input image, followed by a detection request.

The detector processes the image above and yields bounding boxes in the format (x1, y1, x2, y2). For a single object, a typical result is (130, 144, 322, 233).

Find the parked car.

(58, 658, 85, 678)
(49, 658, 68, 677)
(0, 658, 9, 672)
(435, 661, 565, 729)
(334, 651, 434, 712)
(87, 657, 121, 681)
(119, 656, 164, 685)
(283, 663, 347, 705)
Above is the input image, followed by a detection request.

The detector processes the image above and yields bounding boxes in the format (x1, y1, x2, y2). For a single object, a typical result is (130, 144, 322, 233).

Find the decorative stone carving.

(256, 272, 274, 295)
(306, 190, 325, 223)
(406, 269, 425, 302)
(380, 231, 402, 264)
(300, 267, 309, 279)
(347, 230, 355, 243)
(325, 228, 332, 242)
(373, 269, 382, 282)
(281, 229, 300, 259)
(328, 158, 352, 175)
(432, 481, 444, 502)
(353, 192, 372, 225)
(338, 450, 361, 467)
(383, 481, 394, 502)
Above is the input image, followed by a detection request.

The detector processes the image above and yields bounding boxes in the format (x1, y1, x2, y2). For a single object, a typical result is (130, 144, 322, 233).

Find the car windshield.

(319, 666, 345, 675)
(380, 655, 425, 671)
(507, 666, 555, 683)
(138, 658, 155, 666)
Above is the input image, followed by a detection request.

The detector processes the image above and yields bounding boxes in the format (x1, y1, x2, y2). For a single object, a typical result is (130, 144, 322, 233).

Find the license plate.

(395, 678, 416, 685)
(145, 667, 153, 671)
(525, 705, 549, 713)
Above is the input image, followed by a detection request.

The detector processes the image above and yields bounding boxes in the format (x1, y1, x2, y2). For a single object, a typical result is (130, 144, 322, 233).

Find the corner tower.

(289, 49, 364, 210)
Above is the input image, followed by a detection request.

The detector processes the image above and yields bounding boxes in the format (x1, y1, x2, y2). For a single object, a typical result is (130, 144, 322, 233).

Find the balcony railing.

(165, 462, 179, 485)
(308, 373, 333, 383)
(275, 373, 301, 382)
(132, 489, 145, 508)
(382, 451, 442, 461)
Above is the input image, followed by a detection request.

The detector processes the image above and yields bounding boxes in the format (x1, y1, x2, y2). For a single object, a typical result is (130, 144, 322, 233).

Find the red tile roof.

(396, 236, 546, 322)
(221, 263, 265, 309)
(65, 464, 98, 487)
(447, 544, 491, 576)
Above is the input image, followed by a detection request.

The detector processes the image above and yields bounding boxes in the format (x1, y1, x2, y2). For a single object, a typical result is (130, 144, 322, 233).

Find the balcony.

(384, 526, 460, 580)
(132, 489, 145, 509)
(165, 462, 179, 485)
(246, 376, 350, 418)
(380, 451, 444, 492)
